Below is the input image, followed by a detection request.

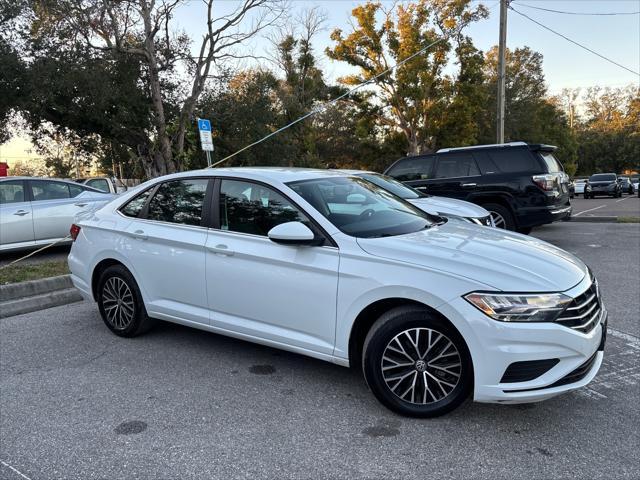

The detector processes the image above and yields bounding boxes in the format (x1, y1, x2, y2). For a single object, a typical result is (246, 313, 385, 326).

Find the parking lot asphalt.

(1, 223, 639, 480)
(571, 193, 640, 218)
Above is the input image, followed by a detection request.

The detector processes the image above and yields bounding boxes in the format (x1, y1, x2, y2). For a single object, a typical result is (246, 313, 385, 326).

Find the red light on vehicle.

(532, 174, 558, 192)
(70, 224, 81, 241)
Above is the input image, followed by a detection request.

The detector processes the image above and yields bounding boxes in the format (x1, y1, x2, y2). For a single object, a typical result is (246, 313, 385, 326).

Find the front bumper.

(437, 275, 605, 404)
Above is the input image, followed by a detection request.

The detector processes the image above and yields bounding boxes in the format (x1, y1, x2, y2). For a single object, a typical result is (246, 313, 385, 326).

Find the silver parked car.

(0, 177, 114, 252)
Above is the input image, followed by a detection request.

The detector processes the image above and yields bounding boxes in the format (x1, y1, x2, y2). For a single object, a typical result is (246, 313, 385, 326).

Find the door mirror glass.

(268, 222, 315, 245)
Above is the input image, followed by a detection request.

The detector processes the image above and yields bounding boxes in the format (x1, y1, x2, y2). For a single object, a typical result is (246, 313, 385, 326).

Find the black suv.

(384, 142, 572, 233)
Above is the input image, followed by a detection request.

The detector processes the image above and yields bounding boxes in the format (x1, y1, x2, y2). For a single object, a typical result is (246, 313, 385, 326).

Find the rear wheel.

(97, 265, 155, 337)
(362, 306, 473, 418)
(482, 203, 515, 231)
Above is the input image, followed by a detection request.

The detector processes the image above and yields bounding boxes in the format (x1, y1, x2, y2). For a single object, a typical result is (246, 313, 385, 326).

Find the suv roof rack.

(436, 142, 527, 153)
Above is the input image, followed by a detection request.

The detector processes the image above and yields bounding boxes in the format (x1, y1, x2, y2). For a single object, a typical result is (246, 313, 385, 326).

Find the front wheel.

(362, 306, 473, 417)
(97, 265, 155, 337)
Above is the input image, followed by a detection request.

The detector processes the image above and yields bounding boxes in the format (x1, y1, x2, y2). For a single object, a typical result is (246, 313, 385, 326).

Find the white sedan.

(0, 177, 114, 252)
(343, 170, 494, 227)
(68, 168, 606, 417)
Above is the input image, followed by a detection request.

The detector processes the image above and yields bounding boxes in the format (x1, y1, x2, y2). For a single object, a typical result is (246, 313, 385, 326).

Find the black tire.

(96, 264, 155, 337)
(516, 226, 533, 234)
(482, 203, 515, 231)
(362, 306, 473, 418)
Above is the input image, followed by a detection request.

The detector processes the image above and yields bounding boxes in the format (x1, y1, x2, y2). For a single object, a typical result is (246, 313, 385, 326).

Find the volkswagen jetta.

(69, 168, 606, 417)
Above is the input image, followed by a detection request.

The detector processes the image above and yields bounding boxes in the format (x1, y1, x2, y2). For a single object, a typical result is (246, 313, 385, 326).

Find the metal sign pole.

(206, 150, 212, 168)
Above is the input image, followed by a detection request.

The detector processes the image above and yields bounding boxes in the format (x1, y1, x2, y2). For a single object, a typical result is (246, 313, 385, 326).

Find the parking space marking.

(615, 196, 632, 203)
(0, 460, 32, 480)
(573, 204, 606, 216)
(573, 328, 640, 401)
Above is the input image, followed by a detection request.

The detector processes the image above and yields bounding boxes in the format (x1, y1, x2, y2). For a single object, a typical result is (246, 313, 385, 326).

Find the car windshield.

(288, 176, 438, 238)
(589, 174, 616, 182)
(355, 172, 422, 199)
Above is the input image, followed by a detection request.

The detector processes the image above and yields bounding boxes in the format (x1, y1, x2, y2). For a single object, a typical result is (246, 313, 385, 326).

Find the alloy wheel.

(381, 328, 462, 405)
(489, 211, 506, 229)
(101, 277, 135, 330)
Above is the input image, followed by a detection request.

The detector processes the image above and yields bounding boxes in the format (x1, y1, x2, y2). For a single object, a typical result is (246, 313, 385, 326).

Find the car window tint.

(120, 189, 153, 218)
(471, 151, 499, 174)
(434, 154, 480, 178)
(487, 149, 538, 173)
(147, 179, 208, 226)
(0, 181, 25, 204)
(87, 179, 110, 192)
(219, 179, 309, 236)
(68, 184, 85, 198)
(539, 152, 563, 173)
(30, 181, 70, 201)
(385, 156, 435, 181)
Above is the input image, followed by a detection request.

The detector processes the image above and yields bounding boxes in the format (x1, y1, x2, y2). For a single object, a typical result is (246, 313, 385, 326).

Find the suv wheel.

(97, 265, 155, 337)
(362, 306, 472, 417)
(482, 203, 515, 230)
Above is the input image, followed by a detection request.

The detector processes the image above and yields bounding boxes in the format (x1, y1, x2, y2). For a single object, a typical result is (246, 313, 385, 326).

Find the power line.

(509, 6, 640, 77)
(515, 2, 640, 16)
(210, 34, 450, 167)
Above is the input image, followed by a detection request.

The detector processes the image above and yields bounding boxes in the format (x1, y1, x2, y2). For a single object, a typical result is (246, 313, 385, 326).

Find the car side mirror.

(268, 222, 318, 246)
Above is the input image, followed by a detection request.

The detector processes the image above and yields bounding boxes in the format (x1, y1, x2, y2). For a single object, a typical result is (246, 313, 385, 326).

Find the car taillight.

(532, 174, 558, 191)
(70, 224, 81, 241)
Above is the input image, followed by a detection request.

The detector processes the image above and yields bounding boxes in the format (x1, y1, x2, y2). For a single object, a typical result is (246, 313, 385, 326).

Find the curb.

(0, 275, 83, 319)
(570, 216, 619, 223)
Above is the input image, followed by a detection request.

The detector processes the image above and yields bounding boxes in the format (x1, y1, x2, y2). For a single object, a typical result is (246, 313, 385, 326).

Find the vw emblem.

(415, 360, 427, 372)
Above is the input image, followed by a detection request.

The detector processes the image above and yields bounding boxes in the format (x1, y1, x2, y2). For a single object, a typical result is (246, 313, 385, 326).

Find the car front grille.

(555, 278, 602, 333)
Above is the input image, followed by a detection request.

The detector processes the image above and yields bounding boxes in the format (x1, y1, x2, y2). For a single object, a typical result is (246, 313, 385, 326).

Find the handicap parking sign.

(198, 119, 211, 132)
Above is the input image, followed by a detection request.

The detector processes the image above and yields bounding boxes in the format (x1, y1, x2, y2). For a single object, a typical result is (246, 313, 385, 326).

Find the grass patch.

(0, 260, 69, 285)
(617, 216, 640, 223)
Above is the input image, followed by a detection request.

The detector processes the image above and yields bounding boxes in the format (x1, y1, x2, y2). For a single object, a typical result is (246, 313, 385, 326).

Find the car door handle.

(74, 202, 88, 207)
(461, 183, 477, 188)
(207, 244, 235, 256)
(129, 230, 148, 240)
(13, 210, 30, 216)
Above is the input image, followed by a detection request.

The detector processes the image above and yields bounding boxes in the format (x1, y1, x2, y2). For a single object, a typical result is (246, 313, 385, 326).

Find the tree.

(326, 0, 487, 155)
(22, 0, 283, 177)
(479, 46, 577, 167)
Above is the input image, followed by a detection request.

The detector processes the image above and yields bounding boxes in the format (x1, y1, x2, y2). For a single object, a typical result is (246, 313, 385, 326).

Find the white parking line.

(573, 204, 606, 216)
(615, 196, 631, 203)
(0, 461, 32, 480)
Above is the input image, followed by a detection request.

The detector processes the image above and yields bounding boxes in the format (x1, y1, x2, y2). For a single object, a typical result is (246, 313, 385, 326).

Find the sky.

(2, 0, 639, 165)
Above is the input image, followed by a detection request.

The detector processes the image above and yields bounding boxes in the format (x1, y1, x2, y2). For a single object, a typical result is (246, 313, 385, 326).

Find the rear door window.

(487, 149, 538, 173)
(30, 181, 71, 201)
(434, 153, 480, 178)
(120, 188, 153, 218)
(147, 179, 209, 226)
(385, 156, 436, 181)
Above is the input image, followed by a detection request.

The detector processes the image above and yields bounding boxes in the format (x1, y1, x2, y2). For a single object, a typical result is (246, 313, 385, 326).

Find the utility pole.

(496, 0, 508, 144)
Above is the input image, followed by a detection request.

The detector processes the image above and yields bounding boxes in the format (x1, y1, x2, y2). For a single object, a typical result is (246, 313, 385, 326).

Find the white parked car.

(573, 179, 587, 196)
(0, 177, 114, 252)
(342, 171, 494, 226)
(69, 168, 606, 417)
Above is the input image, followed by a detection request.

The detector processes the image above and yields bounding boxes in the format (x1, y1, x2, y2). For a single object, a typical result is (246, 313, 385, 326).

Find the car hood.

(356, 221, 587, 292)
(408, 196, 489, 219)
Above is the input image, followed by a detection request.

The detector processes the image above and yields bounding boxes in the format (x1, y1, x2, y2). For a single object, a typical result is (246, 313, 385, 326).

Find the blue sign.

(197, 119, 211, 132)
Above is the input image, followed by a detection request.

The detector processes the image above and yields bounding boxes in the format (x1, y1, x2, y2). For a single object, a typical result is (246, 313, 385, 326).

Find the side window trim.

(212, 176, 337, 248)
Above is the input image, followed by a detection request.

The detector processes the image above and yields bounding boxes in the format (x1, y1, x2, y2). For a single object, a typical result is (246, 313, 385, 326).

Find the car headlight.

(464, 292, 572, 322)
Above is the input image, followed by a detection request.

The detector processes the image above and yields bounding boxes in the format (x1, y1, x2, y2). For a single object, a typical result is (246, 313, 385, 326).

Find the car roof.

(436, 142, 557, 154)
(158, 167, 352, 184)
